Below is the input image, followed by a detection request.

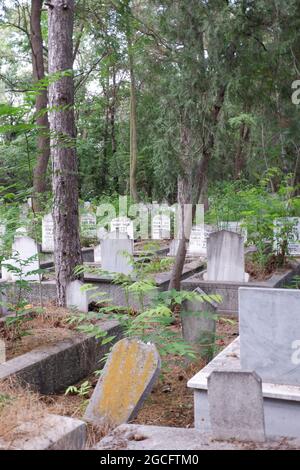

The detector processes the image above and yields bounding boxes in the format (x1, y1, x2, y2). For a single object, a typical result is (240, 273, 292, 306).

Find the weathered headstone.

(151, 214, 171, 240)
(66, 280, 89, 313)
(181, 287, 218, 359)
(240, 287, 300, 386)
(187, 225, 214, 256)
(208, 370, 265, 443)
(110, 217, 134, 240)
(274, 217, 300, 256)
(10, 235, 39, 281)
(206, 230, 248, 282)
(84, 338, 161, 427)
(101, 232, 134, 275)
(0, 339, 5, 364)
(42, 213, 54, 252)
(168, 239, 181, 257)
(81, 211, 97, 240)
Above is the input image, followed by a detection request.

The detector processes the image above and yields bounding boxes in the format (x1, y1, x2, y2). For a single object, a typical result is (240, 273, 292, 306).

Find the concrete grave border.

(0, 319, 122, 394)
(188, 337, 300, 439)
(181, 260, 300, 316)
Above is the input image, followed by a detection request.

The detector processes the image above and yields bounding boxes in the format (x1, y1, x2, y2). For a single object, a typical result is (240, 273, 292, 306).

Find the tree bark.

(127, 34, 138, 202)
(234, 122, 250, 179)
(168, 85, 227, 291)
(30, 0, 50, 211)
(48, 0, 82, 306)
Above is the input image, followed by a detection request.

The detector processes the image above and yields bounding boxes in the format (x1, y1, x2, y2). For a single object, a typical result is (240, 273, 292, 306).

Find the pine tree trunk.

(127, 34, 138, 202)
(31, 0, 50, 211)
(48, 0, 82, 306)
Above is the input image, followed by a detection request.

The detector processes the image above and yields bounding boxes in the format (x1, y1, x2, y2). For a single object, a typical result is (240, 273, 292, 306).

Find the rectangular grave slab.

(0, 414, 86, 450)
(208, 370, 265, 442)
(239, 287, 300, 386)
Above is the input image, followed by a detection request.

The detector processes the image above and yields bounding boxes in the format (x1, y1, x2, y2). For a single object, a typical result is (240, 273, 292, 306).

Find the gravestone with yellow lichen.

(84, 338, 161, 427)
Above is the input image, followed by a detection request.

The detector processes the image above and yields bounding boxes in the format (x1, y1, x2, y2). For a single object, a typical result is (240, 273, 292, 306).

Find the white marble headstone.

(206, 230, 247, 282)
(101, 232, 133, 275)
(151, 214, 171, 240)
(187, 225, 214, 256)
(274, 217, 300, 256)
(240, 287, 300, 386)
(110, 217, 134, 240)
(42, 213, 54, 252)
(81, 212, 97, 239)
(10, 235, 39, 281)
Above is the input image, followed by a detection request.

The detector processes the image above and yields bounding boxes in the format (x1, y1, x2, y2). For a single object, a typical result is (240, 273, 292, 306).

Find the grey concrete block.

(208, 370, 266, 443)
(189, 337, 300, 439)
(0, 414, 86, 450)
(181, 287, 218, 359)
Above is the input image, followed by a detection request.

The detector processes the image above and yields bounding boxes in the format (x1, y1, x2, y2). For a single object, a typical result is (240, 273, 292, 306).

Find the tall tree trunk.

(127, 35, 138, 202)
(168, 85, 227, 291)
(234, 122, 250, 179)
(48, 0, 82, 306)
(30, 0, 50, 211)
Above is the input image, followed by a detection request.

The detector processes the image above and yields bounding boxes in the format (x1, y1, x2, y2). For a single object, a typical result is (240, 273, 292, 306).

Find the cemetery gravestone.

(206, 230, 247, 282)
(84, 338, 161, 427)
(274, 217, 300, 257)
(11, 235, 39, 281)
(42, 213, 54, 252)
(81, 212, 97, 240)
(66, 280, 89, 313)
(181, 287, 218, 359)
(239, 287, 300, 386)
(168, 239, 180, 257)
(208, 370, 265, 443)
(151, 214, 171, 240)
(110, 217, 134, 240)
(187, 225, 214, 256)
(101, 232, 134, 275)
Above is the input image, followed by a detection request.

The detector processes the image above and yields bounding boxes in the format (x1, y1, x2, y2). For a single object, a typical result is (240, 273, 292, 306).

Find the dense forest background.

(1, 0, 300, 206)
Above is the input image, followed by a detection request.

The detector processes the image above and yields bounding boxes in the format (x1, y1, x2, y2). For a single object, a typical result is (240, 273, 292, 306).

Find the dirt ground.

(0, 305, 77, 360)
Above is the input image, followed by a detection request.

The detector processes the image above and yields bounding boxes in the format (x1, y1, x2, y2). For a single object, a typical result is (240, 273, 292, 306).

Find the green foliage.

(206, 172, 300, 270)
